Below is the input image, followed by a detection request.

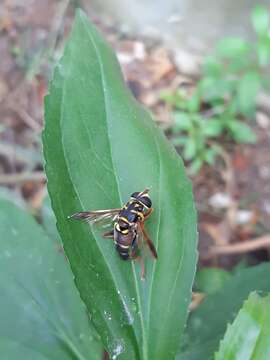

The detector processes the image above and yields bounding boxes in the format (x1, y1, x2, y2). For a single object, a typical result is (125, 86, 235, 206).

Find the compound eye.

(137, 205, 143, 212)
(140, 196, 152, 208)
(131, 192, 139, 199)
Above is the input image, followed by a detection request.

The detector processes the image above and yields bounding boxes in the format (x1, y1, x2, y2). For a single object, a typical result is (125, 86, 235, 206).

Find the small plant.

(162, 5, 270, 173)
(2, 9, 270, 360)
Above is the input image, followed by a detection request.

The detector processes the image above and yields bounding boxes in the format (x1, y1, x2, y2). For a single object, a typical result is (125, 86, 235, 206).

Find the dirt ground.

(1, 0, 270, 269)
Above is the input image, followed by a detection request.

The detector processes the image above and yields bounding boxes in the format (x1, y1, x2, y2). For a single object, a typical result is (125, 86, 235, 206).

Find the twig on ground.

(0, 171, 45, 185)
(204, 234, 270, 258)
(8, 102, 43, 133)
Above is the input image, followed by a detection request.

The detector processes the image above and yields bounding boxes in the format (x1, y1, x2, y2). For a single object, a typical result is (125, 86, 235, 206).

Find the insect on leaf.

(43, 10, 197, 360)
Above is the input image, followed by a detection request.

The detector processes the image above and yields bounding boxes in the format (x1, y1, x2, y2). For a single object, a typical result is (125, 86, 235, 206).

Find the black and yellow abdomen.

(114, 222, 137, 260)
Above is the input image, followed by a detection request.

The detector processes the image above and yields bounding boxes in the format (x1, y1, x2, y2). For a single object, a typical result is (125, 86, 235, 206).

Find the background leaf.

(194, 268, 231, 295)
(177, 263, 270, 360)
(215, 292, 270, 360)
(237, 72, 261, 117)
(256, 37, 270, 66)
(252, 5, 270, 37)
(227, 121, 256, 143)
(202, 119, 224, 137)
(174, 112, 192, 131)
(41, 195, 61, 242)
(216, 38, 250, 58)
(43, 10, 197, 360)
(0, 199, 102, 360)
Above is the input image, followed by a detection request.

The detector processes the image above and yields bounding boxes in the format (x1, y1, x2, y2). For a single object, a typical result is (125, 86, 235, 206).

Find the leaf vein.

(146, 132, 162, 333)
(81, 18, 142, 359)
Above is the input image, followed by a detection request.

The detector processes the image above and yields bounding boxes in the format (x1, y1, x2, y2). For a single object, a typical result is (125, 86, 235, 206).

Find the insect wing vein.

(70, 209, 120, 225)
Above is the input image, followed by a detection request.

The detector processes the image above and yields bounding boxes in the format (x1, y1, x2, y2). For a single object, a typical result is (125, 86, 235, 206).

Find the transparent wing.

(69, 208, 120, 226)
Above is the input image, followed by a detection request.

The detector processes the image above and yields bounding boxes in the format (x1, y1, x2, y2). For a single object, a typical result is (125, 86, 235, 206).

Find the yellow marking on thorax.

(118, 216, 131, 225)
(130, 210, 144, 221)
(115, 222, 129, 234)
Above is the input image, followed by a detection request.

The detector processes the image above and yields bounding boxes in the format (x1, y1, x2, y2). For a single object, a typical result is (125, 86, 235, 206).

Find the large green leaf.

(178, 263, 270, 360)
(252, 5, 270, 37)
(0, 199, 102, 359)
(215, 292, 270, 360)
(43, 10, 197, 360)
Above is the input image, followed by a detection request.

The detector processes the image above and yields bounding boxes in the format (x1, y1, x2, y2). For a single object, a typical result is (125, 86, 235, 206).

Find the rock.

(208, 192, 232, 209)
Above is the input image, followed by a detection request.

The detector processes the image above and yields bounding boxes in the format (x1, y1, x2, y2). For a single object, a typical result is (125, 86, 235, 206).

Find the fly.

(69, 188, 157, 279)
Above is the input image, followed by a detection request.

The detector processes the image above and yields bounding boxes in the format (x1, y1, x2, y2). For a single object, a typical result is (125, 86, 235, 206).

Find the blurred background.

(1, 0, 270, 273)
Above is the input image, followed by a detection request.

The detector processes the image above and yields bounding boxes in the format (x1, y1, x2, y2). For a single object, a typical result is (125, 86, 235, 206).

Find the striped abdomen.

(114, 226, 137, 260)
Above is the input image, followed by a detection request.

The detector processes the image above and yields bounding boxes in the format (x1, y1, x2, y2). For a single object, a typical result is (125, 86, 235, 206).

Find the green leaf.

(187, 92, 201, 113)
(0, 199, 102, 359)
(256, 38, 270, 67)
(203, 119, 224, 137)
(41, 195, 61, 242)
(204, 148, 218, 165)
(237, 72, 261, 117)
(43, 10, 197, 360)
(177, 263, 270, 360)
(227, 121, 257, 143)
(174, 112, 192, 131)
(252, 5, 270, 37)
(216, 38, 250, 59)
(160, 90, 187, 109)
(203, 56, 223, 77)
(195, 268, 231, 295)
(215, 292, 270, 360)
(262, 76, 270, 92)
(199, 77, 232, 102)
(171, 136, 188, 147)
(183, 138, 197, 160)
(188, 158, 203, 175)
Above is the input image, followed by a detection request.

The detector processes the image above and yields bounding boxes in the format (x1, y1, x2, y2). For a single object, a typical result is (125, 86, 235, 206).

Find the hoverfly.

(69, 189, 157, 279)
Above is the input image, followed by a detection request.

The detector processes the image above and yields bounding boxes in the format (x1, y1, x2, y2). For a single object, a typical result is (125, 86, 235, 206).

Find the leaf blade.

(43, 10, 197, 360)
(0, 199, 102, 360)
(178, 263, 270, 360)
(215, 292, 270, 360)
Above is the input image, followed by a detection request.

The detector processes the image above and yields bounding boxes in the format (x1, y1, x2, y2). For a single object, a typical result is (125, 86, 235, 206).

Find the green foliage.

(0, 198, 102, 359)
(178, 263, 270, 360)
(162, 5, 270, 173)
(194, 267, 231, 295)
(3, 7, 270, 360)
(215, 292, 270, 360)
(43, 10, 197, 360)
(171, 111, 221, 174)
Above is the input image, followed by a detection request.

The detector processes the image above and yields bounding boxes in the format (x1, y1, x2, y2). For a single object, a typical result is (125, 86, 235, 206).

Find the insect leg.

(103, 230, 114, 239)
(130, 242, 145, 280)
(138, 222, 158, 259)
(144, 207, 154, 220)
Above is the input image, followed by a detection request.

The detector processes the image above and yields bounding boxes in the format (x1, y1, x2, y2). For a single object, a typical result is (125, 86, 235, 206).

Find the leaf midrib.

(146, 130, 162, 339)
(81, 16, 146, 360)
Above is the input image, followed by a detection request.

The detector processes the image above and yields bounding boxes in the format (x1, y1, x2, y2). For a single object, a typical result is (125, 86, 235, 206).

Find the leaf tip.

(75, 7, 86, 19)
